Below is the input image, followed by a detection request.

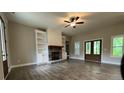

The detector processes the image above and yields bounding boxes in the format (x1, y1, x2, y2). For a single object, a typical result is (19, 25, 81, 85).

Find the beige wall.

(47, 29, 62, 46)
(70, 23, 124, 65)
(8, 23, 63, 66)
(8, 22, 36, 66)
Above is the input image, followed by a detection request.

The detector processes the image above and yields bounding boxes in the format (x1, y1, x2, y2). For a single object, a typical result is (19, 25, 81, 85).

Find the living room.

(0, 12, 124, 80)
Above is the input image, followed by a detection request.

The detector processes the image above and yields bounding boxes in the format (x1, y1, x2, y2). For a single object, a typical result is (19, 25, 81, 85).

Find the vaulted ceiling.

(5, 12, 124, 36)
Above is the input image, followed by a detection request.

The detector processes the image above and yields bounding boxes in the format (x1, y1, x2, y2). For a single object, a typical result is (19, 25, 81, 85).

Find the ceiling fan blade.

(76, 16, 79, 21)
(64, 20, 70, 23)
(70, 17, 75, 22)
(76, 22, 84, 24)
(65, 24, 70, 28)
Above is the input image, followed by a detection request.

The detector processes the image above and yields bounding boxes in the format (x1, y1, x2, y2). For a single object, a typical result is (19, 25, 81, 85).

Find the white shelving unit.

(35, 29, 49, 64)
(62, 35, 67, 60)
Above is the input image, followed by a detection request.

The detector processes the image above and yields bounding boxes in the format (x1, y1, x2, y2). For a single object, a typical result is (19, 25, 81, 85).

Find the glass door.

(85, 39, 102, 63)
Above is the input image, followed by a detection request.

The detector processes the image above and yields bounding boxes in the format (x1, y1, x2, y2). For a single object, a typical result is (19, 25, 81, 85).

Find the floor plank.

(7, 60, 122, 80)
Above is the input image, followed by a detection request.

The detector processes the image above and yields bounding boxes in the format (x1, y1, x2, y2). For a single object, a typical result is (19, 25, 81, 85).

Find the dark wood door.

(0, 17, 8, 78)
(85, 39, 102, 63)
(66, 41, 70, 59)
(3, 60, 8, 78)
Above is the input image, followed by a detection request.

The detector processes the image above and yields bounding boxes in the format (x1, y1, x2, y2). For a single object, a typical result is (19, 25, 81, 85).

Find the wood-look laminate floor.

(7, 60, 122, 80)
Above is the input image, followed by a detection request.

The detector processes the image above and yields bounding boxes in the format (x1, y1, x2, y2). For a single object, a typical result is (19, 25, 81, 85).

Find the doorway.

(85, 39, 102, 63)
(0, 17, 8, 78)
(66, 41, 70, 59)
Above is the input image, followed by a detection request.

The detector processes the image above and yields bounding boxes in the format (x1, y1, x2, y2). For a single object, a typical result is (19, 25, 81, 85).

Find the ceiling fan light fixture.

(64, 16, 84, 28)
(70, 22, 76, 27)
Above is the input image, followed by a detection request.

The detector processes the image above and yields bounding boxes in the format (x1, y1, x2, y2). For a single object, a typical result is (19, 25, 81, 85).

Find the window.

(93, 41, 100, 55)
(75, 41, 80, 55)
(86, 42, 91, 54)
(0, 18, 7, 61)
(112, 36, 124, 57)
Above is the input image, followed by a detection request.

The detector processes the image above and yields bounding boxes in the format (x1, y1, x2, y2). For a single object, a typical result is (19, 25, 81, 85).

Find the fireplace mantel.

(47, 29, 62, 46)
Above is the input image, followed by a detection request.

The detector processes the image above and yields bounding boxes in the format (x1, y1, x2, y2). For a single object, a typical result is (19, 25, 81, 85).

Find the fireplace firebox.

(48, 46, 62, 61)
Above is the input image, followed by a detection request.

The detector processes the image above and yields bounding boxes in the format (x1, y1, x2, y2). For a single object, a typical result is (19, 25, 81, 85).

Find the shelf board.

(37, 37, 44, 40)
(37, 43, 48, 45)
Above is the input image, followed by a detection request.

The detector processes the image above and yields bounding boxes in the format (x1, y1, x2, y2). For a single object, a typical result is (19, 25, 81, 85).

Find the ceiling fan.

(64, 16, 84, 28)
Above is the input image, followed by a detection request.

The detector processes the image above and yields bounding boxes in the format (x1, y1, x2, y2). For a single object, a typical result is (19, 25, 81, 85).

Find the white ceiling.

(5, 12, 124, 36)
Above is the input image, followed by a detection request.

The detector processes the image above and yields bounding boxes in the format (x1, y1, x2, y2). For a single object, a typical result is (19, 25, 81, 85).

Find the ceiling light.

(70, 22, 76, 27)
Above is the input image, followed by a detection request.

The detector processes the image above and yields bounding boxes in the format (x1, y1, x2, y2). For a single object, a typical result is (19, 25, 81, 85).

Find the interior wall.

(70, 23, 124, 65)
(8, 22, 36, 66)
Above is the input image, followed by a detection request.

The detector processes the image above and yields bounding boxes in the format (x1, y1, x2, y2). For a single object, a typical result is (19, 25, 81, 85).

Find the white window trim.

(93, 40, 101, 55)
(85, 42, 91, 54)
(110, 35, 124, 58)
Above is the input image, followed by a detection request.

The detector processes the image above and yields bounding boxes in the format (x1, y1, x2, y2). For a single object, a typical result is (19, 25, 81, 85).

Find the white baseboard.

(70, 57, 120, 66)
(8, 67, 11, 72)
(37, 62, 51, 65)
(50, 59, 66, 63)
(10, 60, 66, 69)
(102, 61, 121, 66)
(70, 57, 84, 60)
(10, 62, 37, 69)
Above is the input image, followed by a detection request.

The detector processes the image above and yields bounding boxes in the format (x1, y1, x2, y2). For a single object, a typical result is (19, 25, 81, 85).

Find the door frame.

(83, 38, 103, 63)
(0, 16, 9, 79)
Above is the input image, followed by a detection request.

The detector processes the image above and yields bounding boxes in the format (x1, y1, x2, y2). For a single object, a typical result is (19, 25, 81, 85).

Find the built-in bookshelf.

(35, 29, 49, 64)
(62, 35, 67, 59)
